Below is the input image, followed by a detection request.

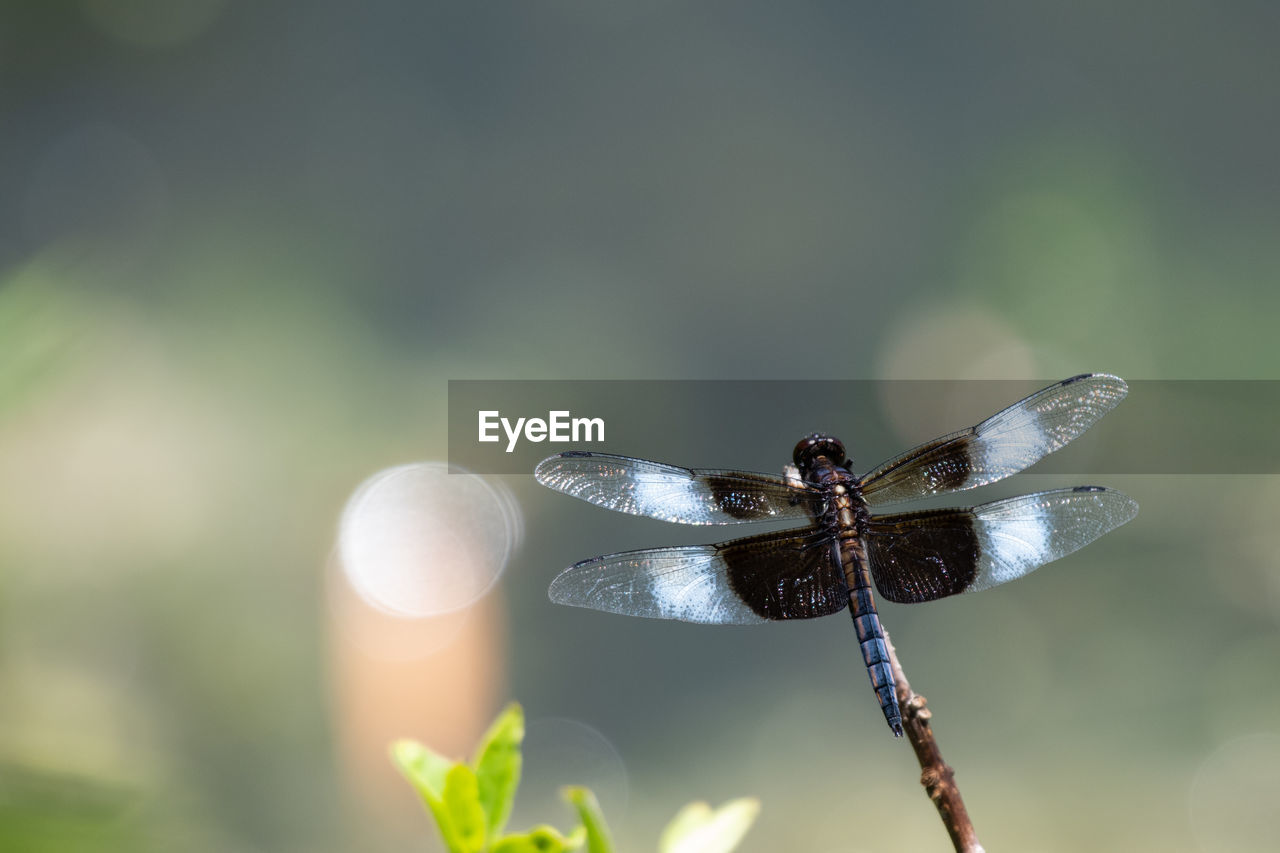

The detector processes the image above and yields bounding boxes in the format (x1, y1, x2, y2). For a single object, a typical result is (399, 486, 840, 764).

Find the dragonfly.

(534, 374, 1137, 735)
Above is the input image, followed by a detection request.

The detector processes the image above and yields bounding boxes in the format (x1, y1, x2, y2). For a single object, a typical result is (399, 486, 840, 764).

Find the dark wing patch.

(535, 452, 822, 525)
(863, 510, 980, 603)
(548, 528, 849, 624)
(719, 528, 850, 620)
(864, 487, 1139, 604)
(860, 374, 1128, 505)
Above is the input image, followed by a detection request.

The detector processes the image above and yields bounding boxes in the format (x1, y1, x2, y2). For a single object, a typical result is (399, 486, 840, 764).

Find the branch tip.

(882, 627, 983, 853)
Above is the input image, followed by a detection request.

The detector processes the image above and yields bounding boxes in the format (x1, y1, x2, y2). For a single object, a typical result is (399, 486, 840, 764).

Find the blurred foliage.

(392, 704, 758, 853)
(655, 798, 759, 853)
(0, 262, 83, 416)
(0, 761, 146, 853)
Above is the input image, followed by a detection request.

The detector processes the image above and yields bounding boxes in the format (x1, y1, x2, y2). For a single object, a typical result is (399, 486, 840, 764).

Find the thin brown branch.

(883, 628, 985, 853)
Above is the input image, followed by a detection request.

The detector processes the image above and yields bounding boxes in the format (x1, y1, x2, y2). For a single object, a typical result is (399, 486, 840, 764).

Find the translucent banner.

(448, 379, 1275, 476)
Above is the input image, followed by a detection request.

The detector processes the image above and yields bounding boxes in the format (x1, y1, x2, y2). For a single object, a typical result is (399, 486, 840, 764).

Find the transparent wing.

(535, 451, 822, 525)
(548, 528, 850, 624)
(864, 487, 1138, 604)
(860, 374, 1128, 505)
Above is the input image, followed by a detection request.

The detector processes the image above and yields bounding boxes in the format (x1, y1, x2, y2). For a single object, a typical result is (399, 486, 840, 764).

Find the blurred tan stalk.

(326, 566, 504, 831)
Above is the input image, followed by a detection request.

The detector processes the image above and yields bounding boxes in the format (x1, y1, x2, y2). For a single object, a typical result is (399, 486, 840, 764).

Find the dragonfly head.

(793, 434, 848, 474)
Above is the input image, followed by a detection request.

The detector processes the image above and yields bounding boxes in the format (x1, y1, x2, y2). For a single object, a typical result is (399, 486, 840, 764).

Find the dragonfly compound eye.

(792, 434, 846, 470)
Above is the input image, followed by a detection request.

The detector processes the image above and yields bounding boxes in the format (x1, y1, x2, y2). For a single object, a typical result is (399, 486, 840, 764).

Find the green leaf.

(443, 764, 487, 853)
(562, 786, 614, 853)
(658, 798, 760, 853)
(391, 739, 455, 800)
(471, 702, 525, 838)
(491, 824, 586, 853)
(390, 739, 465, 851)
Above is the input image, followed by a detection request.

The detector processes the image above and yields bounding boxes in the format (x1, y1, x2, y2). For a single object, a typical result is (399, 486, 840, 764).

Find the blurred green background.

(3, 2, 1279, 851)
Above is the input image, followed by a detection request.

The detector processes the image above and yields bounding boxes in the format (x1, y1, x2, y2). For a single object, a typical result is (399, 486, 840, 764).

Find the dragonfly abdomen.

(843, 538, 903, 736)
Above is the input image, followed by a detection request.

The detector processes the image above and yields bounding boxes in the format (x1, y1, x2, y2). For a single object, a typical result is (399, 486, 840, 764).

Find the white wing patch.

(548, 547, 768, 624)
(970, 488, 1138, 593)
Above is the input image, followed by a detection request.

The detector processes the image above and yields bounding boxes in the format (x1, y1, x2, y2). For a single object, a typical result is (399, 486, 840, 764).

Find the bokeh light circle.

(511, 718, 629, 832)
(338, 463, 521, 618)
(874, 306, 1037, 449)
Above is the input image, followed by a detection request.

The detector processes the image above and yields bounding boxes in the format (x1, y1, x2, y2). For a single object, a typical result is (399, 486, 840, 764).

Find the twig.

(883, 628, 985, 853)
